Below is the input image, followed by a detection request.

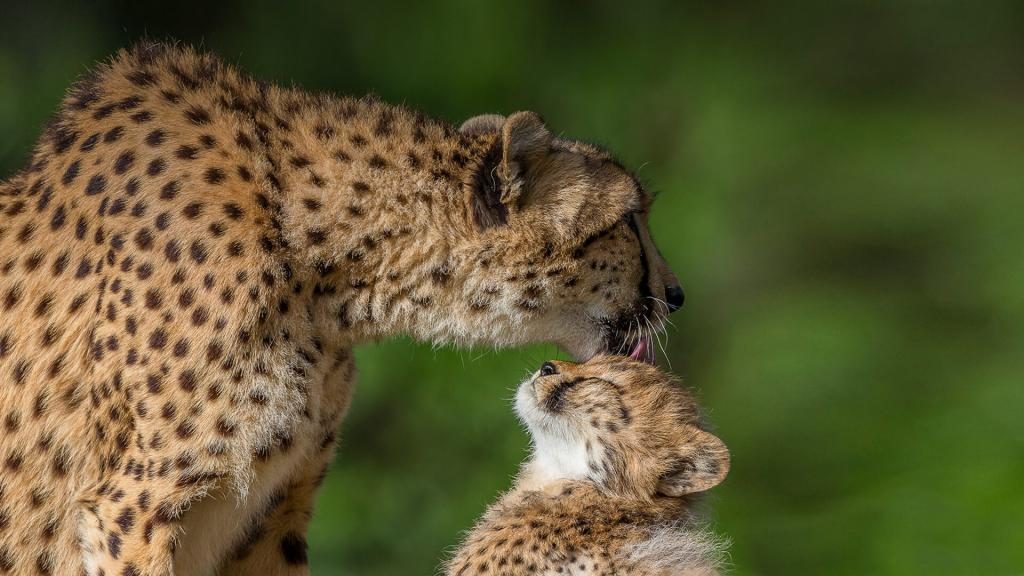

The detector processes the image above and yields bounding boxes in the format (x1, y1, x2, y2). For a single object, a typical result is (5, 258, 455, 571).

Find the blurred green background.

(3, 1, 1023, 574)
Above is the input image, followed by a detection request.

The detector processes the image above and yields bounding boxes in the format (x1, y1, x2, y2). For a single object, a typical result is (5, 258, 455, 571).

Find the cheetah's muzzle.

(603, 306, 659, 365)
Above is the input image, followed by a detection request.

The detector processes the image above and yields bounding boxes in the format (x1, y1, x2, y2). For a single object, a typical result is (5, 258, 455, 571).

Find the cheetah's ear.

(656, 428, 730, 497)
(459, 114, 506, 135)
(467, 111, 552, 230)
(498, 111, 552, 208)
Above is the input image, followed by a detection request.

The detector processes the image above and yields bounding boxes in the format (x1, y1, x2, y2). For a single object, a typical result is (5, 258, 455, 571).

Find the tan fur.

(446, 356, 730, 576)
(0, 43, 681, 575)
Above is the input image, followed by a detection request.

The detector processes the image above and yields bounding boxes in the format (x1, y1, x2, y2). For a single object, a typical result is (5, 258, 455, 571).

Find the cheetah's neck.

(249, 89, 498, 343)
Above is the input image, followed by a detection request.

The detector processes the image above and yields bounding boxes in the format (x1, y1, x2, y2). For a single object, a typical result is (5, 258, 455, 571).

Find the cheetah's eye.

(539, 362, 558, 377)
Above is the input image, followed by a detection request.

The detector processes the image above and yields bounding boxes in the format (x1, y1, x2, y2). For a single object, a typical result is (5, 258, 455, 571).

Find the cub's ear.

(459, 114, 506, 135)
(656, 428, 730, 497)
(498, 111, 552, 208)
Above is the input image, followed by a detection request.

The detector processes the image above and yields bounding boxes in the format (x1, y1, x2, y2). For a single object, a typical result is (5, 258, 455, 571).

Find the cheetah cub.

(447, 356, 730, 576)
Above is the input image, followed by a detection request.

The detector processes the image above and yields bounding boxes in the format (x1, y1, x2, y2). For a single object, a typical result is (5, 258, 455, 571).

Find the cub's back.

(446, 483, 720, 576)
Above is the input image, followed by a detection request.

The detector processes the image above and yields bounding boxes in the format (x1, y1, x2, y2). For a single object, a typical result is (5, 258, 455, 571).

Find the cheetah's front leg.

(219, 427, 340, 575)
(78, 470, 219, 576)
(219, 354, 353, 576)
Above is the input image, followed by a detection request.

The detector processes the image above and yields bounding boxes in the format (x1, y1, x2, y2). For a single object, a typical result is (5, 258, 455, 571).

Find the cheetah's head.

(444, 112, 683, 362)
(515, 355, 729, 501)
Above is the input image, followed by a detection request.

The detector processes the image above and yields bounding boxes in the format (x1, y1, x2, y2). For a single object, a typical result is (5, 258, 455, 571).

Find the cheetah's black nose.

(665, 284, 685, 312)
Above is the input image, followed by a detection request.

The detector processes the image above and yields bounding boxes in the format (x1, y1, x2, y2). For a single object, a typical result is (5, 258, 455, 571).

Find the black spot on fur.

(146, 129, 166, 147)
(306, 229, 327, 245)
(114, 151, 135, 174)
(176, 145, 199, 160)
(79, 133, 100, 152)
(223, 203, 244, 220)
(61, 161, 81, 186)
(160, 181, 180, 200)
(204, 167, 226, 184)
(185, 106, 211, 125)
(147, 158, 166, 176)
(85, 174, 107, 196)
(127, 70, 156, 87)
(104, 126, 125, 143)
(51, 126, 78, 154)
(280, 533, 309, 565)
(50, 205, 66, 230)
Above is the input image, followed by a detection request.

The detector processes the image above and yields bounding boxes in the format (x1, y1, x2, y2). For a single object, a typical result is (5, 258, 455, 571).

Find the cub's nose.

(665, 284, 685, 312)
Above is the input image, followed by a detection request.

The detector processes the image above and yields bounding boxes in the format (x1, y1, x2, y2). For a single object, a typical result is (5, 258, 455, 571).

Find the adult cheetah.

(0, 43, 684, 575)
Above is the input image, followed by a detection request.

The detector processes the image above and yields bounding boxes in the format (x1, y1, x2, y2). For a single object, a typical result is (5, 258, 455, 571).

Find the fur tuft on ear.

(459, 114, 506, 135)
(656, 428, 730, 497)
(498, 111, 552, 208)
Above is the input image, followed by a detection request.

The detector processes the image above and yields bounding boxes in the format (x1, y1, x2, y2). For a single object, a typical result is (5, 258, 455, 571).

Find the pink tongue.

(629, 336, 656, 365)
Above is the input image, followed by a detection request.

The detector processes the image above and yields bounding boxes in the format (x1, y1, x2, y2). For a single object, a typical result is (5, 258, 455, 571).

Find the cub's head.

(515, 355, 729, 500)
(446, 112, 683, 362)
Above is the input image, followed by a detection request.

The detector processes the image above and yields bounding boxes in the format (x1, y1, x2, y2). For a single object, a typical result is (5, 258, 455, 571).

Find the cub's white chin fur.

(514, 376, 542, 432)
(514, 378, 592, 484)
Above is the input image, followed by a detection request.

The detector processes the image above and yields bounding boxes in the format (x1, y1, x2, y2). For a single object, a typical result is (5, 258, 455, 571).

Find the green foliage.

(2, 2, 1022, 573)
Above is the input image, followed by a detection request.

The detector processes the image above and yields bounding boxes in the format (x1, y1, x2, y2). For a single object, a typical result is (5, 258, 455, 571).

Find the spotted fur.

(446, 356, 729, 575)
(0, 43, 681, 575)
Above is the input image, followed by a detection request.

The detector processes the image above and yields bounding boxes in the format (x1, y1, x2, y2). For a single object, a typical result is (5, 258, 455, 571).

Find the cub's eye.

(539, 362, 558, 376)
